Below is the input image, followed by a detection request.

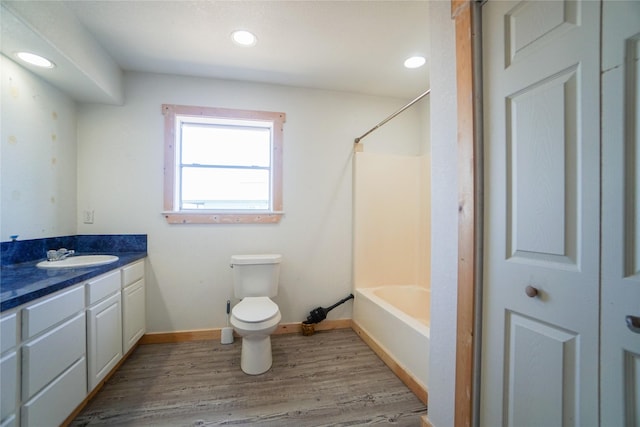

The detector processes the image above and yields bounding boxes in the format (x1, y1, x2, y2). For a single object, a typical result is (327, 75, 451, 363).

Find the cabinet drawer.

(0, 313, 17, 353)
(122, 261, 144, 287)
(0, 351, 18, 422)
(21, 357, 86, 427)
(22, 286, 84, 339)
(86, 270, 121, 305)
(22, 313, 85, 400)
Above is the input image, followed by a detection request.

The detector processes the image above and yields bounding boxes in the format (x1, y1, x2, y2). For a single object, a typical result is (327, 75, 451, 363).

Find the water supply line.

(354, 89, 430, 144)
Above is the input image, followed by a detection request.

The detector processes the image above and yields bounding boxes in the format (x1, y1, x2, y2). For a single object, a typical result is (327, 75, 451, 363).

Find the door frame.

(451, 1, 481, 426)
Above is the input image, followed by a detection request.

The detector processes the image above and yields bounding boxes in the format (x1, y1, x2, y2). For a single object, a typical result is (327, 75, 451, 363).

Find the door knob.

(525, 285, 539, 298)
(626, 315, 640, 334)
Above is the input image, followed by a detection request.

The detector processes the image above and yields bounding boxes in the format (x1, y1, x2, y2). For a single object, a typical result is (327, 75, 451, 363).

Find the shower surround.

(352, 151, 430, 403)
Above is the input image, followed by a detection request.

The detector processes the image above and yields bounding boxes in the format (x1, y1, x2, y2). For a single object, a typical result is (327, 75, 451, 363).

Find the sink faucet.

(47, 248, 75, 262)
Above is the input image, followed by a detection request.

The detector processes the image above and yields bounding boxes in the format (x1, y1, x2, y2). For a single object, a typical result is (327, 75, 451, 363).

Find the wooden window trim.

(162, 104, 285, 224)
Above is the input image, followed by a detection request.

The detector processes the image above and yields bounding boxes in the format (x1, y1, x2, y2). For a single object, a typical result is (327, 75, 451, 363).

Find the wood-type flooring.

(71, 328, 427, 426)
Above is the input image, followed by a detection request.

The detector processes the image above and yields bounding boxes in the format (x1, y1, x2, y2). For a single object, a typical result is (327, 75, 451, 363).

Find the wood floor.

(71, 329, 427, 426)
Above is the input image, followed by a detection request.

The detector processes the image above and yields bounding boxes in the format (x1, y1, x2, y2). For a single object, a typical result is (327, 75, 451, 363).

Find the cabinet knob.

(525, 285, 539, 298)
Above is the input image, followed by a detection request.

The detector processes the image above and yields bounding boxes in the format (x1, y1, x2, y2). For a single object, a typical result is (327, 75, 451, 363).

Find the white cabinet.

(0, 312, 18, 427)
(22, 313, 85, 399)
(86, 271, 122, 391)
(22, 286, 84, 340)
(121, 261, 145, 353)
(0, 353, 18, 427)
(20, 285, 86, 427)
(3, 257, 146, 426)
(21, 358, 86, 427)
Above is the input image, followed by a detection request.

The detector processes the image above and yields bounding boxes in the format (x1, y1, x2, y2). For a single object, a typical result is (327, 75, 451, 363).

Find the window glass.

(162, 104, 285, 224)
(180, 124, 271, 167)
(180, 168, 270, 210)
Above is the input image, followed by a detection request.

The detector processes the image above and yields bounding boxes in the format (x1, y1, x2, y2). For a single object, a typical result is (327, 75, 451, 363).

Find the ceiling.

(1, 1, 430, 103)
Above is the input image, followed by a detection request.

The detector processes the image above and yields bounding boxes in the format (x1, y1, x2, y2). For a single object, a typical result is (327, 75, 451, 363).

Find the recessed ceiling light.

(404, 56, 426, 69)
(231, 30, 257, 47)
(16, 52, 55, 68)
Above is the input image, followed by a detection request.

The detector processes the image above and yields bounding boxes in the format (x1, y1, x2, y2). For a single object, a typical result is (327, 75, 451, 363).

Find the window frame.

(162, 104, 285, 224)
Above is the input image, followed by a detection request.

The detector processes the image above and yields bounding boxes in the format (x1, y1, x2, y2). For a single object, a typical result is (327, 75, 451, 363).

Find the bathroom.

(1, 2, 460, 426)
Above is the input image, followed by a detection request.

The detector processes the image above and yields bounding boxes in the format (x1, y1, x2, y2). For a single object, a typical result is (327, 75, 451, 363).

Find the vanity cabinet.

(0, 312, 18, 427)
(20, 286, 86, 427)
(0, 258, 145, 426)
(86, 271, 122, 391)
(122, 261, 146, 353)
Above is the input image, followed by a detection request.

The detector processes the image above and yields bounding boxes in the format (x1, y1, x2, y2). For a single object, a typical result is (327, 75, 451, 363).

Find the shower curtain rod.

(354, 88, 430, 144)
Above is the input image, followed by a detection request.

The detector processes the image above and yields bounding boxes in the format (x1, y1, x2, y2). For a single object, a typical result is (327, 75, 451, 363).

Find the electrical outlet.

(83, 210, 94, 224)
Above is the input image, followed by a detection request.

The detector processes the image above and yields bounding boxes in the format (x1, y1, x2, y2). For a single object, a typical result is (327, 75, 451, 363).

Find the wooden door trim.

(451, 1, 479, 426)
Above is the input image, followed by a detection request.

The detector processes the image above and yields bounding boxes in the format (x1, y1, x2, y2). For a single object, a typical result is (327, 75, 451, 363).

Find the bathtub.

(353, 285, 429, 400)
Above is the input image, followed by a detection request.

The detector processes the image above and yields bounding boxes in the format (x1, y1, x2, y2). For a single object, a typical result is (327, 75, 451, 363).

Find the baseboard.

(351, 320, 428, 406)
(139, 319, 353, 344)
(139, 328, 220, 344)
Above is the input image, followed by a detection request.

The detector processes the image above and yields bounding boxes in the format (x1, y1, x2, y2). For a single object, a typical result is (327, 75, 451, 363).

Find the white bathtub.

(353, 285, 430, 393)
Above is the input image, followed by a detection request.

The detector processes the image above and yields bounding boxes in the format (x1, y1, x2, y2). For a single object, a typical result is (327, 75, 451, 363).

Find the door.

(482, 1, 600, 426)
(601, 1, 640, 425)
(87, 292, 122, 391)
(123, 278, 146, 353)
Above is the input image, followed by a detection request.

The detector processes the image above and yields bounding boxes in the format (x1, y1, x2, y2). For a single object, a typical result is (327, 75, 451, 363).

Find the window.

(162, 104, 285, 224)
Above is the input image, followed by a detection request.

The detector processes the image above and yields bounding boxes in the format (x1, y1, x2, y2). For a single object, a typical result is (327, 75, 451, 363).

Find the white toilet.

(229, 254, 282, 375)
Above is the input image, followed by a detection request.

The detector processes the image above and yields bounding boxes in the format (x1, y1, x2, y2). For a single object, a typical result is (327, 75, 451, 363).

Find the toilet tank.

(231, 254, 282, 298)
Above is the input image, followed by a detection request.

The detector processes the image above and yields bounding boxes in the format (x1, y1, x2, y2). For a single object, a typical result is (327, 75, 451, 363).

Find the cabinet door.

(122, 278, 146, 353)
(87, 292, 122, 391)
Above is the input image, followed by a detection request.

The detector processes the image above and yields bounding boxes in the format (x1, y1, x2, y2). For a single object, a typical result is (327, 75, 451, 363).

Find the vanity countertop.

(1, 251, 147, 312)
(1, 234, 147, 312)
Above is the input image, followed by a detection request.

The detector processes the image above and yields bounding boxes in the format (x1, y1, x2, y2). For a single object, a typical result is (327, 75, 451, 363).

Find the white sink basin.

(37, 255, 119, 269)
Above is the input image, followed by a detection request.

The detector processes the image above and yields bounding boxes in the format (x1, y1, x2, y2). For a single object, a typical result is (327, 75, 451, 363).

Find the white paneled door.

(601, 1, 640, 425)
(482, 1, 600, 426)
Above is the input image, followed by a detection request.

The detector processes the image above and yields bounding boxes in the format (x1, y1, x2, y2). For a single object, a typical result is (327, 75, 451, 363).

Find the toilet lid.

(232, 297, 279, 323)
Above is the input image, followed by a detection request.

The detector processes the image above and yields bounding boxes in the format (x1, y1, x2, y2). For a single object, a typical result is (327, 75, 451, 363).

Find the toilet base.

(240, 335, 273, 375)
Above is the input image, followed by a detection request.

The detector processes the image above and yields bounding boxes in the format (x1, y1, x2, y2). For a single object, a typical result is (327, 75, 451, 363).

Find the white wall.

(427, 1, 459, 426)
(76, 71, 426, 333)
(0, 55, 77, 241)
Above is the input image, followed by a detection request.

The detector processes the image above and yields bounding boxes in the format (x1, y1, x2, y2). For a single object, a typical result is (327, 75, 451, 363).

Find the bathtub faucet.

(47, 248, 75, 261)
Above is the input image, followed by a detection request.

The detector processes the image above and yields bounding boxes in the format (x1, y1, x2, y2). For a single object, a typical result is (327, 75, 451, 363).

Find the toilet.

(229, 254, 282, 375)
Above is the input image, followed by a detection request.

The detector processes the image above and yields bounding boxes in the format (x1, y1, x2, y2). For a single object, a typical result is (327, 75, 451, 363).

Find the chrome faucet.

(47, 248, 75, 262)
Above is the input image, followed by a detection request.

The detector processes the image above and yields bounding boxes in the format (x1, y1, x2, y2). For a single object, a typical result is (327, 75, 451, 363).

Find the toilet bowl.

(230, 254, 282, 375)
(230, 296, 282, 375)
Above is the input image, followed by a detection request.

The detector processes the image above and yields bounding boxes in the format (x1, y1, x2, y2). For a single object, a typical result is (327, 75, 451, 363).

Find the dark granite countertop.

(1, 234, 147, 312)
(1, 251, 147, 312)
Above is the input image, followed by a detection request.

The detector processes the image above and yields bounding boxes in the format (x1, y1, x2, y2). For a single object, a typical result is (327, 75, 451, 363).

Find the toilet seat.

(232, 297, 279, 323)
